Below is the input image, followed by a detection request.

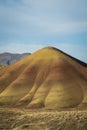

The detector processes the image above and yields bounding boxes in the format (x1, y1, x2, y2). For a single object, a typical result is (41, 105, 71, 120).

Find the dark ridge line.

(51, 47, 87, 67)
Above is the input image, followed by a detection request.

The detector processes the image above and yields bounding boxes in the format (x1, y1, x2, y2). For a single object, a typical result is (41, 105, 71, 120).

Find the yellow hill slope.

(0, 46, 87, 109)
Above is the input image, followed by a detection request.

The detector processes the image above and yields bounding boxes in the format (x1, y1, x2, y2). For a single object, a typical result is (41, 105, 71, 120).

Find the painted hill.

(0, 46, 87, 109)
(0, 52, 30, 65)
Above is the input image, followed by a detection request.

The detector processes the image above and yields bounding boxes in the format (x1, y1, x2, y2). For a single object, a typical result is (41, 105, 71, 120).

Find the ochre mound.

(0, 46, 87, 109)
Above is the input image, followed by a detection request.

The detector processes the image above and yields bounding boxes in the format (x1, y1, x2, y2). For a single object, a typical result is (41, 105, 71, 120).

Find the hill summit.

(0, 46, 87, 109)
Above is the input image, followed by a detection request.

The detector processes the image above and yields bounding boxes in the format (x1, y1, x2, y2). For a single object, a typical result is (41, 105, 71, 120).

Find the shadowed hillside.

(0, 46, 87, 109)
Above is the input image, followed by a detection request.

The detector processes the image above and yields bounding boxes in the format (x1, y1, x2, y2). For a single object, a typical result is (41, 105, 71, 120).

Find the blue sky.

(0, 0, 87, 62)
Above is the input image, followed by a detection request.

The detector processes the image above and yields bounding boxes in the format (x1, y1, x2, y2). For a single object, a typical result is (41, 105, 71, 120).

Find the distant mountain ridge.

(0, 52, 30, 65)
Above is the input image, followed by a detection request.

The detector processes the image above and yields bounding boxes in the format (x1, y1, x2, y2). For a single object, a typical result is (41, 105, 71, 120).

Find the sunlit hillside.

(0, 47, 87, 109)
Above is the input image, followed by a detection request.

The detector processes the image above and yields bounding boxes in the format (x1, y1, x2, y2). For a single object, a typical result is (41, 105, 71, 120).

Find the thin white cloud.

(0, 0, 87, 35)
(0, 0, 87, 62)
(31, 18, 87, 34)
